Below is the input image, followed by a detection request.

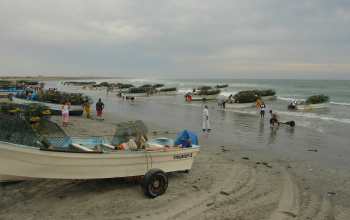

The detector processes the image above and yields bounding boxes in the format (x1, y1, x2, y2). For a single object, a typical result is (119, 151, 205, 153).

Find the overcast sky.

(0, 0, 349, 79)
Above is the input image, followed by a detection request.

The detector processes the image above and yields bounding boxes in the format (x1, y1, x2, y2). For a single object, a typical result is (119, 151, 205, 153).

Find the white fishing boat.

(261, 95, 277, 101)
(12, 97, 84, 116)
(225, 102, 255, 109)
(154, 88, 178, 96)
(156, 90, 178, 96)
(288, 95, 330, 111)
(291, 103, 329, 111)
(190, 94, 220, 101)
(0, 141, 200, 197)
(121, 92, 149, 98)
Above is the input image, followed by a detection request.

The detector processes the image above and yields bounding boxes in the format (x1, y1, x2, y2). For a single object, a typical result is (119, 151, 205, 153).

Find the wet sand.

(1, 114, 350, 220)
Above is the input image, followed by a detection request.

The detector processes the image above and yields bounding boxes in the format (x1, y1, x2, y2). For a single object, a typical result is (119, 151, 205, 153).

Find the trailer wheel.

(142, 169, 168, 198)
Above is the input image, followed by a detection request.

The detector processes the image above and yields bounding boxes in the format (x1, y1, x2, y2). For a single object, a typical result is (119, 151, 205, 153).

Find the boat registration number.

(174, 153, 193, 160)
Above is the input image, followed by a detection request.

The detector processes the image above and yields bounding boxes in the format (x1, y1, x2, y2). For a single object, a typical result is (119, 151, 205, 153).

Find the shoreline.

(1, 80, 350, 219)
(1, 114, 350, 219)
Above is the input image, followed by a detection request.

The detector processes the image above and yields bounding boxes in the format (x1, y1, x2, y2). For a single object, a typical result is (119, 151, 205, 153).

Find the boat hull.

(296, 103, 329, 111)
(261, 95, 277, 101)
(191, 94, 219, 101)
(156, 91, 178, 96)
(12, 97, 83, 116)
(121, 93, 148, 98)
(0, 141, 200, 182)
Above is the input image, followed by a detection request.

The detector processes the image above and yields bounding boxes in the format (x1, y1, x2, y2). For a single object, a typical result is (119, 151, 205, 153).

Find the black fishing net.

(0, 113, 42, 147)
(111, 120, 148, 146)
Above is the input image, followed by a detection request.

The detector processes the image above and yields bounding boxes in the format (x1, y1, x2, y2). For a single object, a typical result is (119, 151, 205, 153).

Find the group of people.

(257, 98, 280, 126)
(202, 99, 280, 132)
(61, 98, 105, 126)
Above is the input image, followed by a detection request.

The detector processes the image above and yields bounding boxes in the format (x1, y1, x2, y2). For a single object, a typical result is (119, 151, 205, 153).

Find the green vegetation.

(16, 90, 90, 105)
(1, 80, 41, 88)
(0, 103, 52, 147)
(253, 89, 276, 97)
(16, 80, 40, 85)
(306, 95, 329, 104)
(116, 83, 134, 89)
(0, 102, 51, 122)
(64, 81, 96, 86)
(140, 84, 153, 88)
(152, 84, 164, 88)
(197, 86, 212, 91)
(233, 91, 259, 103)
(232, 89, 275, 103)
(196, 89, 221, 96)
(0, 80, 13, 86)
(128, 87, 149, 93)
(129, 84, 163, 94)
(159, 87, 177, 92)
(215, 84, 228, 89)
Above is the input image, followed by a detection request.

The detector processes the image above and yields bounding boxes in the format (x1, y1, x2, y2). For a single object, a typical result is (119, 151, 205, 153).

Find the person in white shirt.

(260, 102, 266, 118)
(202, 105, 211, 132)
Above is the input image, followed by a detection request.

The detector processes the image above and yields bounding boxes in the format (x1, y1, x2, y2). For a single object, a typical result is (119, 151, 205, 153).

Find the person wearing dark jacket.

(96, 98, 105, 119)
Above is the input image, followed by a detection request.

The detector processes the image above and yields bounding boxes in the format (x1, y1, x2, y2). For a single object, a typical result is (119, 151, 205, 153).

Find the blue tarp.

(0, 88, 23, 93)
(175, 130, 198, 148)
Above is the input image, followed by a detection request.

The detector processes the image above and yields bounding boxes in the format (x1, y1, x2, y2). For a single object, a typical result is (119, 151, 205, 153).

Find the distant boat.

(288, 102, 329, 111)
(223, 90, 257, 108)
(12, 97, 84, 116)
(186, 87, 221, 101)
(288, 95, 329, 111)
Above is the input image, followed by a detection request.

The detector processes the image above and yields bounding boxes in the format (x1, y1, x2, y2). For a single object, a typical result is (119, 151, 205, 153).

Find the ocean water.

(50, 78, 350, 168)
(98, 78, 350, 126)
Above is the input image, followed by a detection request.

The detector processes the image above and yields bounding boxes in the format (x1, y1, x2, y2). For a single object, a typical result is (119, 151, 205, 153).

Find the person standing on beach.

(256, 98, 261, 108)
(83, 100, 91, 119)
(61, 101, 70, 127)
(202, 105, 211, 132)
(260, 102, 266, 118)
(269, 110, 279, 127)
(96, 98, 105, 120)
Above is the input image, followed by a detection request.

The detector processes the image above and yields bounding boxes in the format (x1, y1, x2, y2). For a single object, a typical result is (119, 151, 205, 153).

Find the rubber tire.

(142, 169, 168, 198)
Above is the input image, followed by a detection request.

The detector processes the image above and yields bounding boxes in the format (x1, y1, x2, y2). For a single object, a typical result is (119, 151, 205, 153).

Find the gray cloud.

(0, 0, 349, 78)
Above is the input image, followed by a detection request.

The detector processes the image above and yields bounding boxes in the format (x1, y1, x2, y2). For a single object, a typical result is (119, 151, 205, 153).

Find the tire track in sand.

(270, 168, 300, 220)
(118, 162, 251, 220)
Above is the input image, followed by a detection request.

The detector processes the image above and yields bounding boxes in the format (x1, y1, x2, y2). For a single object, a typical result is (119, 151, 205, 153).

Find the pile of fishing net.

(111, 120, 148, 149)
(0, 112, 42, 147)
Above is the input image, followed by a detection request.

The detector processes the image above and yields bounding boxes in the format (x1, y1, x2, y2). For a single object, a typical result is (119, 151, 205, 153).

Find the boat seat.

(71, 143, 94, 152)
(101, 143, 116, 150)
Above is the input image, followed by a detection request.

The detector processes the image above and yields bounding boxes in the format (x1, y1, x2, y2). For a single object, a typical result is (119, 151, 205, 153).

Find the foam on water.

(177, 89, 192, 94)
(330, 101, 350, 106)
(277, 110, 350, 124)
(277, 96, 305, 102)
(220, 91, 238, 97)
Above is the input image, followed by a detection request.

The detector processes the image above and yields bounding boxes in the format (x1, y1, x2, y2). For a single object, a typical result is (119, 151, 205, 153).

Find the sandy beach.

(1, 111, 350, 220)
(1, 0, 350, 217)
(1, 78, 350, 219)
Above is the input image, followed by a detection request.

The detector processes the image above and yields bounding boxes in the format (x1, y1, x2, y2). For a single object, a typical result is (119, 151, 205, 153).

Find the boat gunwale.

(0, 141, 200, 159)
